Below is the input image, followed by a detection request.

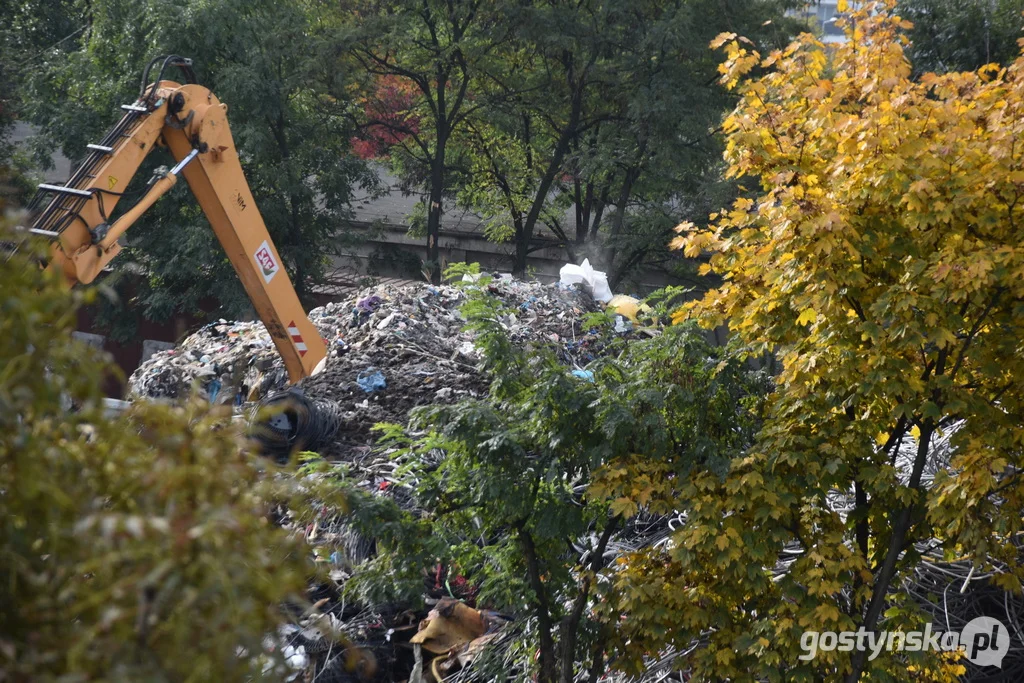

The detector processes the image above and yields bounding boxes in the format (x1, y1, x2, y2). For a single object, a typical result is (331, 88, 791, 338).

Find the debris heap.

(128, 277, 601, 457)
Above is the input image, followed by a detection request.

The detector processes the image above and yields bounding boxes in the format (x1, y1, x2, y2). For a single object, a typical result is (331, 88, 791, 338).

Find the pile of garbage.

(128, 275, 604, 458)
(126, 318, 284, 405)
(128, 265, 668, 681)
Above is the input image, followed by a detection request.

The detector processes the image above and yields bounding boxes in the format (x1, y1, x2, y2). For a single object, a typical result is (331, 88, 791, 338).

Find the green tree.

(586, 0, 803, 289)
(377, 278, 769, 683)
(18, 0, 372, 323)
(0, 0, 82, 206)
(0, 221, 337, 681)
(327, 0, 511, 284)
(450, 0, 803, 283)
(898, 0, 1024, 73)
(607, 2, 1024, 679)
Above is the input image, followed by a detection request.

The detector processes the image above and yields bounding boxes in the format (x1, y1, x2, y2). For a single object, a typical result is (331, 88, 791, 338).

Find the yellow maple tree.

(605, 1, 1024, 680)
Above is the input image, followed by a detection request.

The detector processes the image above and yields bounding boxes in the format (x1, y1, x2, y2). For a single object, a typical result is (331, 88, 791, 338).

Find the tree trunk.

(603, 168, 638, 274)
(586, 627, 609, 683)
(519, 527, 556, 683)
(587, 187, 608, 241)
(515, 99, 581, 275)
(574, 179, 594, 244)
(426, 137, 446, 285)
(843, 424, 934, 682)
(608, 170, 637, 239)
(558, 518, 619, 683)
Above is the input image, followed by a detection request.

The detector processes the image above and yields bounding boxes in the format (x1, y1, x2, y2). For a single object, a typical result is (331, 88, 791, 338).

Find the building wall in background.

(793, 1, 847, 43)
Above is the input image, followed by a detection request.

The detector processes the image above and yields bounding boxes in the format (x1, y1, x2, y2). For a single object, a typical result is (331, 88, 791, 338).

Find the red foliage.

(351, 75, 421, 159)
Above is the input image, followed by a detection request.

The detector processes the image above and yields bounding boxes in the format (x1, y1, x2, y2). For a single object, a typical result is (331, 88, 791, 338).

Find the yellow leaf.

(797, 308, 817, 326)
(710, 32, 737, 50)
(610, 497, 637, 518)
(933, 264, 954, 282)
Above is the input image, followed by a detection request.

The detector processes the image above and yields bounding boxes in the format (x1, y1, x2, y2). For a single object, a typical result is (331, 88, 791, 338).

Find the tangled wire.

(906, 543, 1024, 680)
(247, 388, 343, 463)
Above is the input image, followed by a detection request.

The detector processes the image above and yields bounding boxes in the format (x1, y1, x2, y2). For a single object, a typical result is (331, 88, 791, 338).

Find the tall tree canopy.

(16, 0, 373, 324)
(602, 1, 1024, 679)
(328, 0, 511, 283)
(898, 0, 1024, 73)
(334, 0, 804, 285)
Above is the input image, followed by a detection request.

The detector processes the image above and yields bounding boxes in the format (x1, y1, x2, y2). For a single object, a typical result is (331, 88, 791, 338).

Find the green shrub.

(0, 222, 315, 681)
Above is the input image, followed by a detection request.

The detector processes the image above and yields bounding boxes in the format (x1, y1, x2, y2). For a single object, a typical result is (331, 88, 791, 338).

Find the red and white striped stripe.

(287, 321, 307, 356)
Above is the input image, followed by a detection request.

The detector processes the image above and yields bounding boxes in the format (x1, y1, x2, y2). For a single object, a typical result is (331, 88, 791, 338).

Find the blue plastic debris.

(207, 378, 221, 403)
(519, 295, 539, 311)
(571, 369, 595, 382)
(356, 369, 387, 393)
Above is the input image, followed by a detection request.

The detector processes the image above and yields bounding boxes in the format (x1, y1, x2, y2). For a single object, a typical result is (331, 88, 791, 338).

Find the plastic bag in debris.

(356, 369, 386, 393)
(356, 295, 383, 315)
(571, 369, 595, 382)
(559, 259, 613, 303)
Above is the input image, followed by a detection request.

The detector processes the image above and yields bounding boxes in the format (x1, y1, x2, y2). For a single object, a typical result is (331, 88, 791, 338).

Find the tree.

(442, 0, 617, 271)
(582, 0, 803, 289)
(898, 0, 1024, 73)
(0, 0, 82, 206)
(330, 0, 510, 284)
(495, 0, 626, 277)
(604, 1, 1024, 679)
(375, 276, 769, 683)
(0, 221, 343, 680)
(449, 0, 804, 282)
(18, 0, 372, 323)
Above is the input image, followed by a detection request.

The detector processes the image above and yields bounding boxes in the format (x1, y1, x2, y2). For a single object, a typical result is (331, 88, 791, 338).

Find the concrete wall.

(329, 218, 684, 296)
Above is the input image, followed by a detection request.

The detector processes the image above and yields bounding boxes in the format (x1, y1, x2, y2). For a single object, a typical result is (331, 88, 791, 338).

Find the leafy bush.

(0, 224, 319, 681)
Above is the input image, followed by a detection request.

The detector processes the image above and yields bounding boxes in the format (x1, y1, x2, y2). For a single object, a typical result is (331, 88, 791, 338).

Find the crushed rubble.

(128, 277, 604, 458)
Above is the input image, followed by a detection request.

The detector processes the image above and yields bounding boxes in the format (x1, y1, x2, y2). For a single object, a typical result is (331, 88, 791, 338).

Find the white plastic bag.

(559, 259, 613, 303)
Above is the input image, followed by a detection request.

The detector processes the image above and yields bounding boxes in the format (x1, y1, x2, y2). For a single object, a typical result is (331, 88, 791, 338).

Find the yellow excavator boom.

(26, 56, 326, 382)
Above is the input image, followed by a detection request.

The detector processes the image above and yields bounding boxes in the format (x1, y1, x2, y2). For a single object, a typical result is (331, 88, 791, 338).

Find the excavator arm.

(27, 56, 326, 382)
